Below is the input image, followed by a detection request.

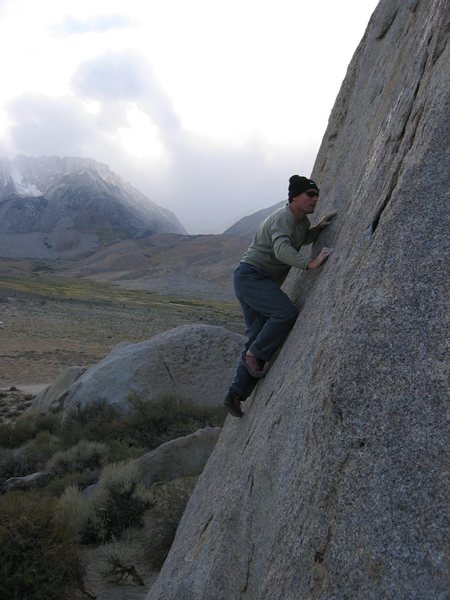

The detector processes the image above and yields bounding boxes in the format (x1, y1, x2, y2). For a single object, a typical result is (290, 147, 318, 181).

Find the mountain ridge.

(0, 155, 185, 258)
(223, 200, 285, 236)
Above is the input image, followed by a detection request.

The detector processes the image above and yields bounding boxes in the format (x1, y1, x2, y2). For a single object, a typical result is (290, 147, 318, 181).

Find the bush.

(56, 484, 96, 538)
(96, 540, 145, 586)
(82, 461, 151, 544)
(46, 440, 110, 475)
(107, 438, 147, 462)
(61, 400, 122, 448)
(43, 470, 98, 497)
(60, 396, 224, 457)
(0, 431, 62, 485)
(0, 448, 31, 482)
(0, 491, 82, 600)
(122, 395, 225, 450)
(99, 480, 149, 542)
(0, 413, 59, 449)
(20, 430, 62, 472)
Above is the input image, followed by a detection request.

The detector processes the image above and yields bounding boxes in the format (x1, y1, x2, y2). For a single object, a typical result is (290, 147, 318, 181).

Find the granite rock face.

(28, 366, 86, 414)
(85, 427, 221, 499)
(3, 471, 50, 491)
(136, 427, 221, 487)
(148, 2, 449, 599)
(62, 324, 245, 417)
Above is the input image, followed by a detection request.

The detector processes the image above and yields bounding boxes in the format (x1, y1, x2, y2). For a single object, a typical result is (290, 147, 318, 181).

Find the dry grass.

(0, 388, 34, 422)
(0, 272, 242, 385)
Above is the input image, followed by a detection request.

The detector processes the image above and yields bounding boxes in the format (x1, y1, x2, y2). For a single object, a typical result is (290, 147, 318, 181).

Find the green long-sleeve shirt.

(241, 204, 319, 285)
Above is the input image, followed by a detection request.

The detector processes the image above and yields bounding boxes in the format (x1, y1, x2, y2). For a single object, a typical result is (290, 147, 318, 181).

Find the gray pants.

(229, 262, 299, 399)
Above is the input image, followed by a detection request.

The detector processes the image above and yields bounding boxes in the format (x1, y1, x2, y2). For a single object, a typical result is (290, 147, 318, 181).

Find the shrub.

(107, 438, 147, 462)
(0, 431, 62, 485)
(99, 479, 149, 541)
(0, 413, 59, 449)
(123, 395, 225, 450)
(61, 400, 122, 448)
(82, 461, 151, 544)
(20, 430, 62, 473)
(46, 440, 110, 475)
(0, 448, 32, 482)
(60, 396, 224, 457)
(96, 540, 145, 586)
(0, 491, 82, 600)
(43, 470, 99, 497)
(55, 484, 95, 538)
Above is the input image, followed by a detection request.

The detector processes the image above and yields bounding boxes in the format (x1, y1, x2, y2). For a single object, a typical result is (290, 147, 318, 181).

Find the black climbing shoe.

(223, 392, 244, 417)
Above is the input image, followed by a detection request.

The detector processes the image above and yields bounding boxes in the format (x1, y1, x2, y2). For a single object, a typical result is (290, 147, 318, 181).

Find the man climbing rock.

(224, 175, 336, 417)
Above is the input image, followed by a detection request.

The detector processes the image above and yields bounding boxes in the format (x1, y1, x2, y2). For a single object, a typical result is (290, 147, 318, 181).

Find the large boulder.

(28, 366, 86, 414)
(136, 427, 221, 487)
(62, 324, 244, 417)
(3, 471, 51, 491)
(148, 2, 449, 599)
(84, 427, 221, 498)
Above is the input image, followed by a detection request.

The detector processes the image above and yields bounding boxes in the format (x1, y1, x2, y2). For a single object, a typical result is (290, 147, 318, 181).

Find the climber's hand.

(316, 211, 338, 230)
(307, 247, 333, 270)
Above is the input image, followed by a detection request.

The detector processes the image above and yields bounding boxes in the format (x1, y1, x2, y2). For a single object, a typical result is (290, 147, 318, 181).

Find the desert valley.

(0, 1, 448, 599)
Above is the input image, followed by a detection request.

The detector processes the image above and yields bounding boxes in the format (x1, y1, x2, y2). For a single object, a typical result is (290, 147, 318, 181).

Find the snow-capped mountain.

(0, 156, 185, 258)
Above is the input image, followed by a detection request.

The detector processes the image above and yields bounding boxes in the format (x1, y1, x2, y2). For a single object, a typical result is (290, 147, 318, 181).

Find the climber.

(223, 175, 337, 417)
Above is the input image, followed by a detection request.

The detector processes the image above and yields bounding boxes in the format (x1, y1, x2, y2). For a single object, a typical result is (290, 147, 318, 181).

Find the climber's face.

(291, 189, 319, 215)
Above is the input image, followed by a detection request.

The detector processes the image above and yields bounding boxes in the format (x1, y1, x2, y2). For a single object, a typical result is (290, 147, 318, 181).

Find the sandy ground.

(0, 293, 157, 386)
(0, 281, 242, 419)
(0, 291, 240, 385)
(72, 546, 159, 600)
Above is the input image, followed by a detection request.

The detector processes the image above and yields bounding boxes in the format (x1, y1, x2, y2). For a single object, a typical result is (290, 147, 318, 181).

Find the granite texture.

(83, 427, 220, 498)
(61, 324, 244, 417)
(136, 427, 221, 487)
(148, 1, 449, 598)
(28, 366, 86, 414)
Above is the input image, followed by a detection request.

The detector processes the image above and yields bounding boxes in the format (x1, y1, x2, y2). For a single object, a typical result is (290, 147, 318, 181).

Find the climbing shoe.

(243, 353, 267, 378)
(223, 392, 244, 417)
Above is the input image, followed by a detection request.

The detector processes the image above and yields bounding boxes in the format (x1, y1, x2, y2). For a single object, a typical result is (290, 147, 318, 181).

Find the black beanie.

(288, 175, 319, 200)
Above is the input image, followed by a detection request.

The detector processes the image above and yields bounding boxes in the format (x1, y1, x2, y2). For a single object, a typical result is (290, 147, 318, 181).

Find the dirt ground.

(0, 278, 242, 394)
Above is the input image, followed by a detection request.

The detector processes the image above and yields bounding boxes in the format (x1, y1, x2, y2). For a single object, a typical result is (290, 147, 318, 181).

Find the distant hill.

(0, 155, 185, 258)
(0, 156, 295, 301)
(62, 233, 248, 300)
(223, 200, 285, 236)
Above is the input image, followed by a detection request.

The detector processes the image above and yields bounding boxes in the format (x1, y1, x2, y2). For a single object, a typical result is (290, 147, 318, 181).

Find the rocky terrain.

(148, 1, 450, 598)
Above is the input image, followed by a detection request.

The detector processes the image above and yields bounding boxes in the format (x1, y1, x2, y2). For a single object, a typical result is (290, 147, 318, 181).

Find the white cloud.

(72, 51, 151, 101)
(57, 14, 134, 35)
(0, 0, 379, 232)
(8, 94, 98, 156)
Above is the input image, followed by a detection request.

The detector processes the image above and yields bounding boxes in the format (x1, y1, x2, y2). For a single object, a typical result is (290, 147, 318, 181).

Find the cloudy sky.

(0, 0, 379, 233)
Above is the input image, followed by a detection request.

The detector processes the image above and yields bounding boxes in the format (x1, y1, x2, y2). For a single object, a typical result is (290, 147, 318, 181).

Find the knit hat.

(288, 175, 319, 200)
